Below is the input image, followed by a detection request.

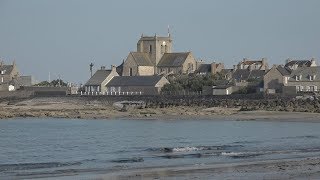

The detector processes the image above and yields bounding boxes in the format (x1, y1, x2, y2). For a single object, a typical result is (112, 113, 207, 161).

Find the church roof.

(157, 52, 190, 67)
(130, 52, 154, 66)
(0, 65, 14, 75)
(85, 70, 112, 86)
(107, 76, 164, 87)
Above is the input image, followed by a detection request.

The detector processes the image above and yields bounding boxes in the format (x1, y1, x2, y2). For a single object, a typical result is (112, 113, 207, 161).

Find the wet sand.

(101, 157, 320, 180)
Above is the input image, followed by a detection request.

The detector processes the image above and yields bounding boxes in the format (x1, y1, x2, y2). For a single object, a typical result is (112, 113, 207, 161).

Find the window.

(310, 86, 315, 92)
(295, 75, 301, 81)
(310, 75, 316, 81)
(161, 45, 164, 54)
(306, 86, 310, 91)
(1, 77, 3, 83)
(129, 68, 133, 76)
(149, 45, 152, 53)
(1, 71, 4, 75)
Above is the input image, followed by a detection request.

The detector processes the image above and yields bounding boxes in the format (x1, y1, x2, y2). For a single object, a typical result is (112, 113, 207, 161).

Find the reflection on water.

(1, 118, 320, 178)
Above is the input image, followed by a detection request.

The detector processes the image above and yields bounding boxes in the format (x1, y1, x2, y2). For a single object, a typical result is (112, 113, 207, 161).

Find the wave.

(0, 161, 82, 171)
(146, 145, 241, 153)
(111, 157, 144, 163)
(281, 135, 318, 140)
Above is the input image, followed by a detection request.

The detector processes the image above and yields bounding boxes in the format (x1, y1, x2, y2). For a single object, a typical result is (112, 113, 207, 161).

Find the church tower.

(137, 33, 172, 66)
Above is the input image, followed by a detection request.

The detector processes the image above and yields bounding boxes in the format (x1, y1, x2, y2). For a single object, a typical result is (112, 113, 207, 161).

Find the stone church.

(121, 33, 197, 76)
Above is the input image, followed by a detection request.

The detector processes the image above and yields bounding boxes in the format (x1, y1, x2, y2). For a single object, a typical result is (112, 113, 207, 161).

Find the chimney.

(233, 65, 237, 70)
(286, 58, 292, 65)
(101, 66, 106, 70)
(311, 58, 317, 67)
(211, 62, 217, 75)
(111, 65, 116, 72)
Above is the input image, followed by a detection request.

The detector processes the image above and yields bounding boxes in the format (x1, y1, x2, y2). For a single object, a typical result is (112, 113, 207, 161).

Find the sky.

(0, 0, 319, 84)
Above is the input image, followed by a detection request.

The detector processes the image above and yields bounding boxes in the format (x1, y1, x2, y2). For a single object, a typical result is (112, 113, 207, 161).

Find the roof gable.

(85, 70, 112, 86)
(157, 52, 190, 67)
(130, 52, 153, 66)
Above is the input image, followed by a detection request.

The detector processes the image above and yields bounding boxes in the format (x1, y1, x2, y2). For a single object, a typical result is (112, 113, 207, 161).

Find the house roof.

(107, 76, 164, 87)
(157, 52, 190, 67)
(220, 69, 233, 75)
(277, 66, 291, 76)
(285, 60, 311, 68)
(116, 62, 124, 76)
(197, 64, 211, 73)
(0, 65, 14, 75)
(241, 61, 262, 65)
(289, 66, 320, 81)
(232, 69, 265, 81)
(85, 70, 112, 86)
(130, 52, 153, 66)
(213, 85, 232, 89)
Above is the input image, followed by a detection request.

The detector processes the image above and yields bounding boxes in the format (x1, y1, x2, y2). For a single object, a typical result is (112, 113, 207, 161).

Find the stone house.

(84, 66, 119, 93)
(232, 69, 265, 86)
(264, 65, 291, 93)
(121, 34, 196, 76)
(235, 58, 268, 70)
(285, 66, 320, 93)
(105, 76, 169, 95)
(0, 61, 20, 91)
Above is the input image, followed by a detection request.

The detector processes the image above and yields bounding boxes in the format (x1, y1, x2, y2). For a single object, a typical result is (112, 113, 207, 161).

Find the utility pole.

(90, 63, 94, 77)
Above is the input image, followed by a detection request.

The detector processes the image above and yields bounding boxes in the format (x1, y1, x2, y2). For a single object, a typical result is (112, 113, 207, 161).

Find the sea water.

(1, 118, 320, 179)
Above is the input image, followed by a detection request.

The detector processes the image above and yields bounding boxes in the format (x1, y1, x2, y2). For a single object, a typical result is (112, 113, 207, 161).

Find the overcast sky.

(0, 0, 319, 83)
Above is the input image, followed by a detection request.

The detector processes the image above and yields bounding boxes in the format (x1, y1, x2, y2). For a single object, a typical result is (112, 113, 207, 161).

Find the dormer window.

(1, 70, 5, 75)
(295, 75, 301, 81)
(309, 75, 316, 81)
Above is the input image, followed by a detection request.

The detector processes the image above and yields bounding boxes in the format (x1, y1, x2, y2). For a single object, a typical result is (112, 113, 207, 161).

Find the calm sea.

(1, 118, 320, 179)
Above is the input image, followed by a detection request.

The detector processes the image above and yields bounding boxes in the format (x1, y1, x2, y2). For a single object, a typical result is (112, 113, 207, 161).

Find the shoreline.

(102, 157, 320, 179)
(1, 97, 320, 122)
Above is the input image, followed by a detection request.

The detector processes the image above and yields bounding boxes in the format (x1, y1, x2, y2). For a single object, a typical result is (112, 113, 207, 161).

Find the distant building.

(106, 76, 169, 95)
(235, 58, 268, 71)
(18, 76, 36, 86)
(264, 65, 291, 93)
(284, 58, 316, 70)
(121, 34, 197, 76)
(196, 62, 225, 75)
(0, 61, 20, 91)
(84, 66, 119, 93)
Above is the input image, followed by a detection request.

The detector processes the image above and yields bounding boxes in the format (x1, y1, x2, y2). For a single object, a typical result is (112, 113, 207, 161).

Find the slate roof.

(276, 66, 291, 76)
(85, 70, 112, 86)
(289, 66, 320, 81)
(107, 76, 163, 87)
(157, 52, 190, 67)
(220, 69, 233, 75)
(285, 60, 311, 68)
(0, 65, 14, 75)
(232, 69, 265, 81)
(130, 52, 153, 66)
(241, 61, 262, 65)
(116, 62, 124, 76)
(197, 64, 211, 73)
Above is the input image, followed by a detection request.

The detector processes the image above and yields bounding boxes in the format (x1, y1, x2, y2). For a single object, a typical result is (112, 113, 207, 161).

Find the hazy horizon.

(0, 0, 319, 84)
